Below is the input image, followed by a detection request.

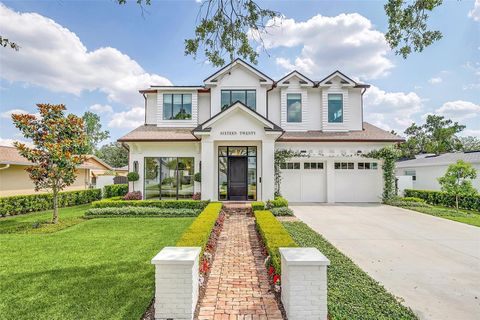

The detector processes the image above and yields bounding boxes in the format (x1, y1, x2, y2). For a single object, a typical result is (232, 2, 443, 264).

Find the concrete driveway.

(290, 203, 480, 320)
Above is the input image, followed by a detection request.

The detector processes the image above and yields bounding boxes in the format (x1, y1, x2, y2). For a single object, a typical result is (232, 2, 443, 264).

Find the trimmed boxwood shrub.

(271, 207, 294, 216)
(176, 202, 223, 253)
(91, 199, 209, 209)
(404, 189, 480, 211)
(251, 201, 265, 211)
(0, 189, 102, 216)
(254, 210, 297, 272)
(85, 206, 199, 218)
(266, 196, 288, 209)
(103, 184, 128, 198)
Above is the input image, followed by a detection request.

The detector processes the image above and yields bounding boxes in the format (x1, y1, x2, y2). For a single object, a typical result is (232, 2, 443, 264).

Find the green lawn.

(283, 221, 418, 320)
(399, 205, 480, 227)
(0, 205, 194, 320)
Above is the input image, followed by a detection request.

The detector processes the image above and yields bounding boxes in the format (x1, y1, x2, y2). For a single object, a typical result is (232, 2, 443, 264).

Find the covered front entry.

(218, 146, 257, 201)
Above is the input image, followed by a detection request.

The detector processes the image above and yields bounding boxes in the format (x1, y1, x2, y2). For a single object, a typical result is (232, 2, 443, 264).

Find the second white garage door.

(280, 161, 326, 202)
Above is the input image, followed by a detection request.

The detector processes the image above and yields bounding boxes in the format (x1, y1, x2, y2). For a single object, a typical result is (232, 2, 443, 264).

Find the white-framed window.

(358, 162, 378, 170)
(405, 169, 416, 181)
(334, 162, 354, 170)
(163, 94, 192, 120)
(304, 162, 324, 169)
(328, 93, 343, 123)
(287, 93, 302, 123)
(280, 162, 300, 170)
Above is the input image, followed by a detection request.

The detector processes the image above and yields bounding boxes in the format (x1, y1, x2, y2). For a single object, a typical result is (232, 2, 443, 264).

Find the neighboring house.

(396, 151, 480, 193)
(0, 146, 112, 196)
(118, 59, 403, 203)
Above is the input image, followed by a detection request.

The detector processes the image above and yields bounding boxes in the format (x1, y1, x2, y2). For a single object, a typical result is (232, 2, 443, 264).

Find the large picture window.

(163, 94, 192, 120)
(328, 94, 343, 123)
(287, 93, 302, 122)
(221, 90, 256, 110)
(144, 157, 194, 200)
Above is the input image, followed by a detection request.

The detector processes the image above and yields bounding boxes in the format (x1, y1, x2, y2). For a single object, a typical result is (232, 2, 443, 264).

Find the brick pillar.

(279, 247, 330, 320)
(151, 247, 201, 320)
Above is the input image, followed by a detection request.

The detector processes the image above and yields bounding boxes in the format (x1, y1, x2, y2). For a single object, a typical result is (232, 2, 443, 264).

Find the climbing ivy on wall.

(364, 145, 401, 202)
(274, 149, 306, 197)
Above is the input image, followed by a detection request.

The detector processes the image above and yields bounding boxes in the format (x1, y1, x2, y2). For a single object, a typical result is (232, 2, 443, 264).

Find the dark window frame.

(328, 93, 344, 123)
(163, 93, 193, 120)
(221, 89, 256, 110)
(286, 93, 302, 123)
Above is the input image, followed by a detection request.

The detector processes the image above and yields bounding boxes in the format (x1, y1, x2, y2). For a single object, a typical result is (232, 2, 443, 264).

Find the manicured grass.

(283, 221, 418, 320)
(0, 207, 194, 320)
(400, 205, 480, 227)
(0, 204, 90, 234)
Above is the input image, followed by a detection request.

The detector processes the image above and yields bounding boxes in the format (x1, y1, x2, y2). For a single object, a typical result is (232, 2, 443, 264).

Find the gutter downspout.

(266, 83, 276, 119)
(361, 87, 367, 130)
(0, 164, 10, 170)
(142, 93, 147, 125)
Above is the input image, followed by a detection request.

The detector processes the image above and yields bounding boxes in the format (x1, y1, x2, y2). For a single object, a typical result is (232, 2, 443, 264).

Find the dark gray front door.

(228, 157, 247, 200)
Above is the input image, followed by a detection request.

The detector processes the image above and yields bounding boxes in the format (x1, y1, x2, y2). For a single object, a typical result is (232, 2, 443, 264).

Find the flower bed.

(91, 199, 209, 209)
(84, 207, 200, 218)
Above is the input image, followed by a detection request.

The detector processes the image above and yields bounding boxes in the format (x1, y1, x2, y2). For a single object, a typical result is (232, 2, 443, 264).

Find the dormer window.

(221, 90, 256, 110)
(163, 94, 192, 120)
(328, 94, 343, 123)
(287, 93, 302, 123)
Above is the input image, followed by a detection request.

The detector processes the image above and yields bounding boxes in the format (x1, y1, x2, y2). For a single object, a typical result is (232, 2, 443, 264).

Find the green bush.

(251, 201, 265, 211)
(266, 196, 288, 209)
(85, 206, 199, 218)
(91, 199, 209, 209)
(103, 184, 128, 198)
(254, 210, 297, 272)
(404, 189, 480, 211)
(0, 189, 102, 217)
(176, 202, 223, 253)
(401, 197, 426, 203)
(271, 207, 294, 216)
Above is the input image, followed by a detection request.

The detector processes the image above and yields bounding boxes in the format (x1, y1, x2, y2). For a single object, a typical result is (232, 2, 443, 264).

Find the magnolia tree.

(438, 160, 477, 210)
(12, 104, 88, 224)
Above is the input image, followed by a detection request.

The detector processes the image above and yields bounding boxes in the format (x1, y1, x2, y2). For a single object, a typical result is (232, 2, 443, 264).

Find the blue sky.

(0, 0, 479, 147)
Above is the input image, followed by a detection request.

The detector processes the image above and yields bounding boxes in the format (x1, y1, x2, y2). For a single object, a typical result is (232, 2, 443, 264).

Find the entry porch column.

(262, 140, 275, 201)
(200, 140, 215, 200)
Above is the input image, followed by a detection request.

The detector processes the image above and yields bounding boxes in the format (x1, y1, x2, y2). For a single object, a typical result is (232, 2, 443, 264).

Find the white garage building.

(119, 59, 403, 203)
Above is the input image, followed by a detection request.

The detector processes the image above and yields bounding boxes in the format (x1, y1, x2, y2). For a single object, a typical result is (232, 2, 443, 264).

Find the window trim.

(327, 93, 344, 123)
(163, 93, 193, 120)
(221, 89, 256, 110)
(286, 93, 302, 123)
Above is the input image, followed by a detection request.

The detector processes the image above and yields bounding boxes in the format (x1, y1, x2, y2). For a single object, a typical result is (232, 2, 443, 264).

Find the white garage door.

(280, 161, 326, 202)
(334, 161, 382, 202)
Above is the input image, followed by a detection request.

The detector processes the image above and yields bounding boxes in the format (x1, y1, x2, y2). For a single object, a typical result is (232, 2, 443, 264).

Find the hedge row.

(251, 201, 265, 211)
(0, 189, 102, 216)
(91, 199, 210, 210)
(254, 210, 297, 272)
(404, 189, 480, 211)
(176, 202, 223, 253)
(103, 184, 128, 198)
(84, 207, 200, 218)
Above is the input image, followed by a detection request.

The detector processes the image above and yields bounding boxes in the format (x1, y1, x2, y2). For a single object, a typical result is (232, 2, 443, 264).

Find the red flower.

(268, 266, 274, 275)
(200, 260, 209, 273)
(273, 274, 280, 284)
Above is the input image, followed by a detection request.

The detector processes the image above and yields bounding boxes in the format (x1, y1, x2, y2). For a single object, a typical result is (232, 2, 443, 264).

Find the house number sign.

(220, 131, 256, 136)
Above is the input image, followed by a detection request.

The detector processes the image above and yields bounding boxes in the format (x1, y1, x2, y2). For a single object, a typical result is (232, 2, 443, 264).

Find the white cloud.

(462, 129, 480, 137)
(0, 109, 29, 119)
(254, 13, 393, 79)
(0, 4, 171, 107)
(108, 107, 145, 129)
(436, 100, 480, 121)
(0, 137, 33, 147)
(469, 0, 480, 21)
(363, 86, 423, 133)
(428, 77, 442, 84)
(89, 104, 113, 114)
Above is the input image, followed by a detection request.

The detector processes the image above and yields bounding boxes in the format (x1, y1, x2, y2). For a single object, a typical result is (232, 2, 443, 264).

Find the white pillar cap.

(151, 247, 201, 265)
(279, 247, 330, 266)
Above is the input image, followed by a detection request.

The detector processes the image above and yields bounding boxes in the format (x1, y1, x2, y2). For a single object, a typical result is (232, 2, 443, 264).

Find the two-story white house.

(118, 59, 403, 203)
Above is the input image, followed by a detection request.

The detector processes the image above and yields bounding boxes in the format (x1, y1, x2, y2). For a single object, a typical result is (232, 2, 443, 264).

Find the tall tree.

(12, 104, 88, 224)
(438, 160, 477, 210)
(401, 115, 465, 158)
(460, 136, 480, 152)
(82, 111, 110, 154)
(95, 142, 128, 168)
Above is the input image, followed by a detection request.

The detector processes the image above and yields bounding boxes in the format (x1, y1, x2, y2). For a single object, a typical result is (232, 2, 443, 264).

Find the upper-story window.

(163, 94, 192, 120)
(221, 90, 256, 110)
(287, 93, 302, 123)
(328, 93, 343, 123)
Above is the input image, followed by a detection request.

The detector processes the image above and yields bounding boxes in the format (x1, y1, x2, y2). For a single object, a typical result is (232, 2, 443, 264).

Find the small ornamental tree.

(364, 145, 401, 202)
(438, 160, 477, 210)
(11, 104, 88, 224)
(127, 172, 140, 191)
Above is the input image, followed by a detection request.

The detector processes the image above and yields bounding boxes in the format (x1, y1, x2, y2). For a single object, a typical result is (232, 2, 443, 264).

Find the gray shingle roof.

(117, 125, 198, 142)
(396, 151, 480, 168)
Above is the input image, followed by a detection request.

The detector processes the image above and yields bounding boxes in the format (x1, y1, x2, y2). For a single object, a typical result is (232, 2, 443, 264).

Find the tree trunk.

(455, 195, 459, 212)
(52, 189, 59, 224)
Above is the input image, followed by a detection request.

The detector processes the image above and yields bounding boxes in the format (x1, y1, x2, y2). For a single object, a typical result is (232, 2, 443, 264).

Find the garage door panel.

(335, 168, 382, 202)
(280, 161, 326, 203)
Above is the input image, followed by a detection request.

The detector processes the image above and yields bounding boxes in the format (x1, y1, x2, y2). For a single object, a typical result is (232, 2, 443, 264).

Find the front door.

(228, 157, 247, 200)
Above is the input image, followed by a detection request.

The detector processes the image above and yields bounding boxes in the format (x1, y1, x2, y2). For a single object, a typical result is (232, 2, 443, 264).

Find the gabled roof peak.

(276, 70, 315, 86)
(204, 58, 274, 85)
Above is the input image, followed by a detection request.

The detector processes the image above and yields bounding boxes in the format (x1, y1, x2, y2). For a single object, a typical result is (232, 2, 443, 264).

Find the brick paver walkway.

(197, 204, 283, 320)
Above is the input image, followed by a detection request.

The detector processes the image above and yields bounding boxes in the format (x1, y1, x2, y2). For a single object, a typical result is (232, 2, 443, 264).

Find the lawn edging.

(84, 206, 200, 218)
(283, 221, 418, 320)
(91, 199, 209, 209)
